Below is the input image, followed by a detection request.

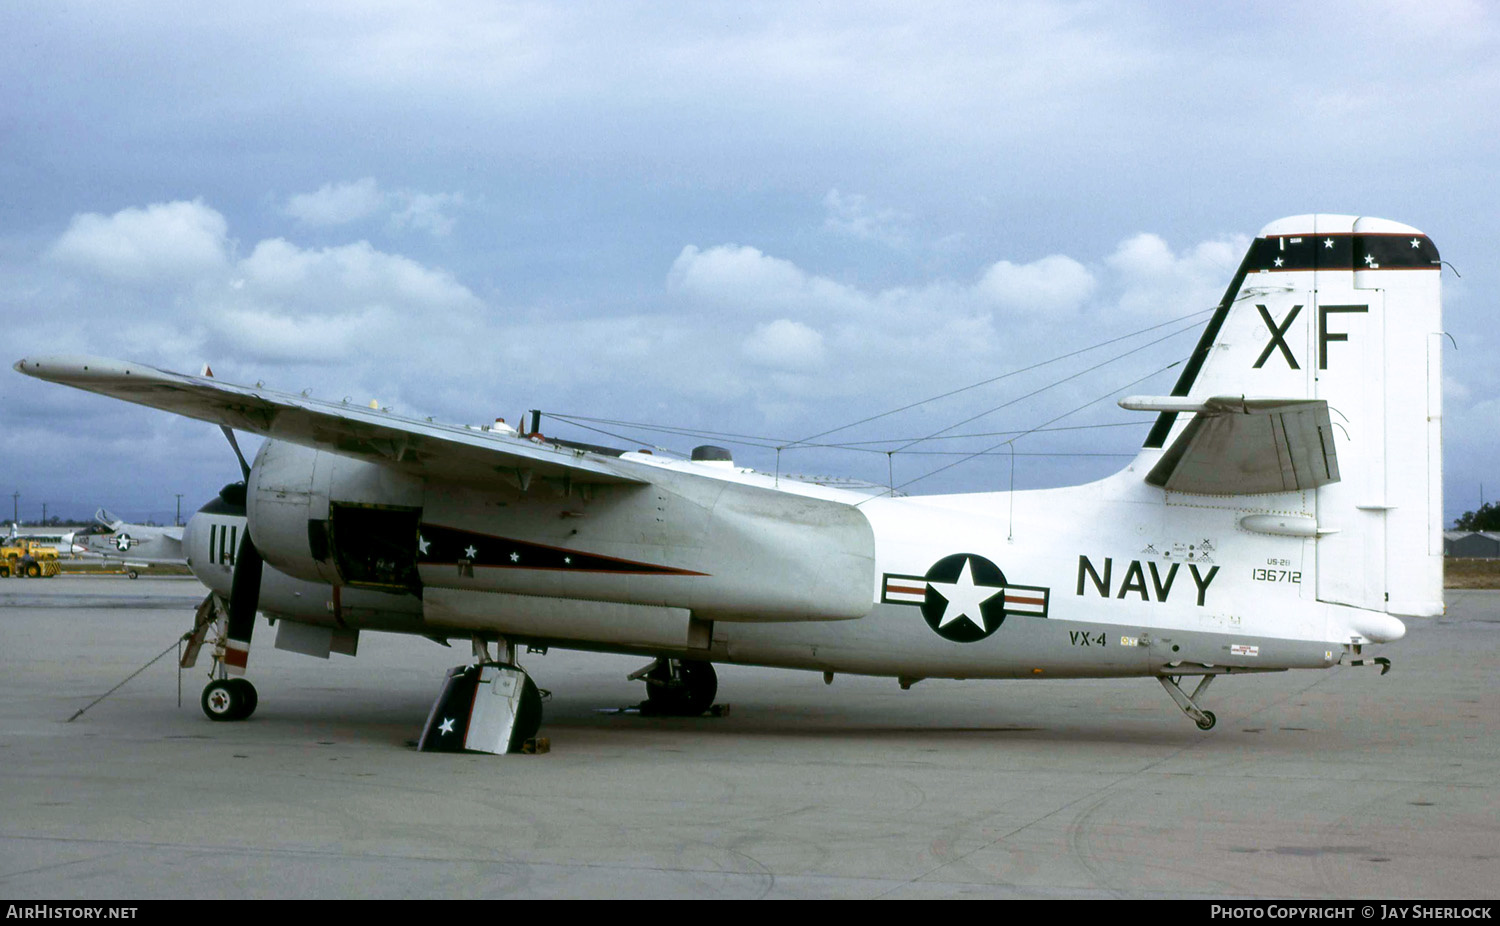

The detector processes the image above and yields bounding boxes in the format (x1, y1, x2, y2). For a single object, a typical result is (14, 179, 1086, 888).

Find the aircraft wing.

(1119, 395, 1340, 495)
(16, 356, 647, 488)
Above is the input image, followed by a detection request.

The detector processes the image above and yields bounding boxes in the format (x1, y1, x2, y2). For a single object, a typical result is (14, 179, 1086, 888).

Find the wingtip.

(11, 355, 173, 385)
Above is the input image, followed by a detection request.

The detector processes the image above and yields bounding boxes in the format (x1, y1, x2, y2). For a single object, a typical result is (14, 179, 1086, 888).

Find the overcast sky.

(2, 1, 1496, 526)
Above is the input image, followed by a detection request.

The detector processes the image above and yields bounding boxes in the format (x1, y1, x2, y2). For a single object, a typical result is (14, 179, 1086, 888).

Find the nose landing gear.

(184, 592, 260, 722)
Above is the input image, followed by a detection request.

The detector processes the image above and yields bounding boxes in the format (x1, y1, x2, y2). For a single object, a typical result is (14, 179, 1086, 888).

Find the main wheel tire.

(1195, 710, 1217, 731)
(645, 660, 718, 716)
(513, 675, 543, 744)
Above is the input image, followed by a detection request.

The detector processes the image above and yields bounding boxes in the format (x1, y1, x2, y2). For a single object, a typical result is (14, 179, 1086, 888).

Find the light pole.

(175, 494, 183, 526)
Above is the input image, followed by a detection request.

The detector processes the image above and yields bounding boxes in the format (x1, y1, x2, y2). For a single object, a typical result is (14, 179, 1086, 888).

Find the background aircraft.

(5, 524, 87, 556)
(14, 214, 1442, 754)
(76, 509, 187, 577)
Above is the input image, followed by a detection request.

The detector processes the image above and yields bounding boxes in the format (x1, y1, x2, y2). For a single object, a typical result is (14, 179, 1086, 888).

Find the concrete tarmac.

(2, 576, 1496, 899)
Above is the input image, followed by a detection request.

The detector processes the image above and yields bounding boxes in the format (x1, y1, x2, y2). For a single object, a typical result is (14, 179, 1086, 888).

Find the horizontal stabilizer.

(14, 356, 646, 488)
(1120, 395, 1340, 495)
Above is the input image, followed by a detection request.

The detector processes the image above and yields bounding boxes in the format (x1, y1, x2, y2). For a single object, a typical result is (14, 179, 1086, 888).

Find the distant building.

(1449, 531, 1500, 559)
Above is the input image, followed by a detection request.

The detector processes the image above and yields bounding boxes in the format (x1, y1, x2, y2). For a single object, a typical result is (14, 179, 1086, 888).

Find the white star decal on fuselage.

(927, 557, 1002, 633)
(418, 534, 430, 554)
(439, 717, 455, 735)
(464, 545, 477, 559)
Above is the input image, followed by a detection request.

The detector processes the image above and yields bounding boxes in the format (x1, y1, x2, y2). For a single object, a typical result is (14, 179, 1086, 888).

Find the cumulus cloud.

(282, 178, 467, 237)
(389, 191, 467, 237)
(668, 244, 866, 319)
(743, 319, 826, 370)
(235, 238, 477, 309)
(16, 197, 1278, 506)
(822, 189, 908, 248)
(1104, 233, 1248, 319)
(977, 254, 1095, 316)
(28, 197, 487, 382)
(46, 199, 230, 283)
(282, 178, 386, 227)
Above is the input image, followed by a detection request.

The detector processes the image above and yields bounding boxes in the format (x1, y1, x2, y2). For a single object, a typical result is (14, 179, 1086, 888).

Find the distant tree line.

(1454, 502, 1500, 532)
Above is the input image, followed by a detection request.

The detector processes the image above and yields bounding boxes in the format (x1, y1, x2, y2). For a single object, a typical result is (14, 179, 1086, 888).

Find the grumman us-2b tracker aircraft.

(15, 214, 1444, 754)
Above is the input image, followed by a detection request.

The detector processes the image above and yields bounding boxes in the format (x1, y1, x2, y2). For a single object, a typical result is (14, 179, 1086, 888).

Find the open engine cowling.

(246, 440, 425, 592)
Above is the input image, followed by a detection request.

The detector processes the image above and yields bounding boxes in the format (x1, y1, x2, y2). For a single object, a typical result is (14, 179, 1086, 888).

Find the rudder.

(1142, 214, 1443, 618)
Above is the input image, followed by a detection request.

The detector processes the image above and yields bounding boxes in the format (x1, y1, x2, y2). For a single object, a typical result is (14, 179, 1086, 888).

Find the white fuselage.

(185, 445, 1393, 681)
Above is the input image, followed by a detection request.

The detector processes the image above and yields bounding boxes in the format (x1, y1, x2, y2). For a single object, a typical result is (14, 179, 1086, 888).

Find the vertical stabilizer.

(1143, 215, 1443, 618)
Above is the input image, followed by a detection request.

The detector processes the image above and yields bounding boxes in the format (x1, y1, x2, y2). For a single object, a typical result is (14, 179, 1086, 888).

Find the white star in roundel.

(439, 717, 455, 735)
(418, 534, 430, 555)
(927, 557, 1002, 633)
(464, 545, 478, 559)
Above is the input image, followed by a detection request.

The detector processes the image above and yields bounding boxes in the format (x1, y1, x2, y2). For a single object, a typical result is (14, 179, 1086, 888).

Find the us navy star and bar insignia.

(882, 553, 1050, 643)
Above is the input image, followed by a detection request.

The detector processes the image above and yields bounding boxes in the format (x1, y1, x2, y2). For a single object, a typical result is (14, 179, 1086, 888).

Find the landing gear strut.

(418, 636, 544, 754)
(1158, 674, 1217, 731)
(185, 593, 260, 722)
(634, 658, 718, 716)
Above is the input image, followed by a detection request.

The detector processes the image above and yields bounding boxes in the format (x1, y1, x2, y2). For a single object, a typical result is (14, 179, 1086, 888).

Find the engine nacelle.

(246, 440, 424, 590)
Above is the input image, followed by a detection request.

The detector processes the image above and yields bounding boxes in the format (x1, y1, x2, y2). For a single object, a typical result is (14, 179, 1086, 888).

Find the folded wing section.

(1120, 395, 1339, 495)
(15, 356, 644, 488)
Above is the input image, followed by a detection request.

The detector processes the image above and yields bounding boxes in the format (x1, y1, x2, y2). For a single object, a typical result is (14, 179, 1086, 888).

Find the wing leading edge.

(15, 356, 645, 488)
(1119, 395, 1341, 495)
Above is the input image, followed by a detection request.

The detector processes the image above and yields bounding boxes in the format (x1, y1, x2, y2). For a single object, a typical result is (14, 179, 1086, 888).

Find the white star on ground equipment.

(927, 557, 1003, 633)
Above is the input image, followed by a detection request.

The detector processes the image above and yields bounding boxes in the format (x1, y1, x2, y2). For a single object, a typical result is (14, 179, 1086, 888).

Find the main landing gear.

(631, 658, 718, 716)
(184, 593, 260, 722)
(418, 636, 545, 755)
(1159, 674, 1217, 731)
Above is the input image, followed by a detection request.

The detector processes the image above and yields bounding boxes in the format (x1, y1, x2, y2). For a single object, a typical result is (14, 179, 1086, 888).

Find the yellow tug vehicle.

(0, 540, 62, 578)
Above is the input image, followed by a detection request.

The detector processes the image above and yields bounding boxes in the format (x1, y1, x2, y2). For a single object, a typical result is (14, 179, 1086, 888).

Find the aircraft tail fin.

(1134, 215, 1443, 618)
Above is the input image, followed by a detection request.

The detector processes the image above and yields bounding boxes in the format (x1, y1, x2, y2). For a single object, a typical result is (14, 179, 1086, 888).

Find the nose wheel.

(201, 677, 258, 721)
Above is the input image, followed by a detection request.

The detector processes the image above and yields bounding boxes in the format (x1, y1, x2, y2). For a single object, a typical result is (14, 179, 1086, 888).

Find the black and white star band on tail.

(882, 553, 1050, 643)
